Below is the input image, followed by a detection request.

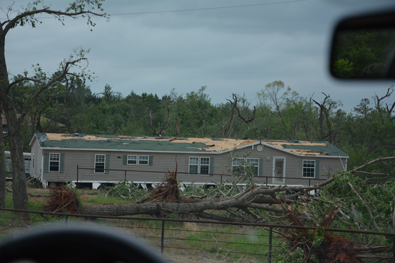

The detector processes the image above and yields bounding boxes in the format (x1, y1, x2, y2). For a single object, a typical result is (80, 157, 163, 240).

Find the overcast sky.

(3, 0, 395, 112)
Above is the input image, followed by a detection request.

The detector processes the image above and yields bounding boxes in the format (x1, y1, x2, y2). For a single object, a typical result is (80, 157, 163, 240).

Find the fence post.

(124, 171, 127, 182)
(65, 215, 68, 226)
(161, 220, 165, 254)
(269, 226, 273, 263)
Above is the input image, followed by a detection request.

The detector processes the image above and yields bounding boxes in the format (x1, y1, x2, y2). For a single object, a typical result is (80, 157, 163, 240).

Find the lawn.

(0, 186, 276, 263)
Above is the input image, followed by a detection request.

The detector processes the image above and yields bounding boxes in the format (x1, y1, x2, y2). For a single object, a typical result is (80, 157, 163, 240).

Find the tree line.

(9, 77, 395, 175)
(1, 0, 394, 221)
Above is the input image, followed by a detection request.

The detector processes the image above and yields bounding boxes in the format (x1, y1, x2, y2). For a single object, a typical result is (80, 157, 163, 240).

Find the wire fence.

(0, 208, 394, 262)
(76, 166, 327, 187)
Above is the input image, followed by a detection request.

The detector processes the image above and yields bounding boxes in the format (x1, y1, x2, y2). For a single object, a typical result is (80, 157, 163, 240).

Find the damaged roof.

(31, 133, 348, 157)
(264, 140, 348, 157)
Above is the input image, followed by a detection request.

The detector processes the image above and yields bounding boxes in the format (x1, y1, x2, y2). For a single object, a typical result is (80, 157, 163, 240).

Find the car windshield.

(1, 1, 395, 263)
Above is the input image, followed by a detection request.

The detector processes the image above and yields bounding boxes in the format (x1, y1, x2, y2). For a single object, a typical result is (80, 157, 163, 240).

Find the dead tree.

(148, 108, 170, 136)
(374, 86, 395, 117)
(226, 94, 256, 130)
(221, 104, 235, 138)
(0, 103, 6, 208)
(175, 116, 180, 136)
(313, 92, 335, 143)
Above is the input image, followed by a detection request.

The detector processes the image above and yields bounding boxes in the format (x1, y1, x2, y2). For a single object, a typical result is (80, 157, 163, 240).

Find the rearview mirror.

(330, 9, 395, 79)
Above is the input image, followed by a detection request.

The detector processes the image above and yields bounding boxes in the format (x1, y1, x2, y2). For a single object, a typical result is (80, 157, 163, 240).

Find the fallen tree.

(79, 156, 395, 226)
(79, 168, 395, 262)
(82, 178, 332, 220)
(44, 186, 80, 214)
(277, 206, 393, 262)
(73, 156, 395, 261)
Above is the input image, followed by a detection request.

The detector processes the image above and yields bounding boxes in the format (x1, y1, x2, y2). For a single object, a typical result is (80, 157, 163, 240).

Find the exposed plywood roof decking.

(42, 133, 256, 152)
(265, 141, 331, 156)
(32, 133, 348, 157)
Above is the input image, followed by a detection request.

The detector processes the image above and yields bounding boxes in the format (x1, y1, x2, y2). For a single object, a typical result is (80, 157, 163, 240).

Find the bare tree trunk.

(227, 94, 256, 130)
(82, 195, 284, 217)
(316, 104, 325, 140)
(80, 181, 334, 218)
(148, 108, 170, 136)
(0, 0, 106, 220)
(225, 105, 235, 137)
(0, 35, 29, 217)
(30, 113, 36, 140)
(35, 112, 44, 133)
(3, 107, 29, 217)
(0, 102, 5, 208)
(313, 93, 334, 143)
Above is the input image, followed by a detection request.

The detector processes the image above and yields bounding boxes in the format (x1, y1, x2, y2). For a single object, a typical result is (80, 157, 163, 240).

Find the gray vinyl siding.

(38, 145, 347, 186)
(223, 146, 344, 186)
(29, 138, 43, 179)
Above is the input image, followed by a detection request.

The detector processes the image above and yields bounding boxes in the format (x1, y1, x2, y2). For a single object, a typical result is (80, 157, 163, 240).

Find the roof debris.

(265, 141, 331, 156)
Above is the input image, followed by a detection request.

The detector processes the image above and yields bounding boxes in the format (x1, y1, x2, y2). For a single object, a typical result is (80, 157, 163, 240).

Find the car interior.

(1, 3, 394, 263)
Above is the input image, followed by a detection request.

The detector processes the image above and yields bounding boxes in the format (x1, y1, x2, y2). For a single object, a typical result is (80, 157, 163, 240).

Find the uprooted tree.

(41, 155, 395, 260)
(80, 156, 395, 226)
(0, 0, 106, 216)
(76, 156, 395, 261)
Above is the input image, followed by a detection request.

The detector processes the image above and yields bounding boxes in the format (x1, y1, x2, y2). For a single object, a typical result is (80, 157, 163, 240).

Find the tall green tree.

(257, 80, 301, 140)
(339, 87, 395, 172)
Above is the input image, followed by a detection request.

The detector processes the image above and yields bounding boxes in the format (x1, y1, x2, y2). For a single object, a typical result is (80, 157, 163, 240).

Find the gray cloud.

(3, 0, 395, 111)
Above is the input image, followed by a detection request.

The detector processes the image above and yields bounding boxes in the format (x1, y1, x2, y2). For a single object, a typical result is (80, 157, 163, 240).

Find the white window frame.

(273, 157, 286, 184)
(95, 154, 106, 173)
(200, 157, 210, 175)
(189, 157, 199, 174)
(49, 153, 60, 172)
(139, 155, 149, 165)
(127, 155, 137, 165)
(302, 160, 315, 178)
(189, 157, 210, 175)
(232, 158, 245, 175)
(246, 158, 259, 176)
(232, 158, 259, 176)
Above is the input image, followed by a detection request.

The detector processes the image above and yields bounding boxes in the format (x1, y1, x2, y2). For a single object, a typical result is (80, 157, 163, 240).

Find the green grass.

(224, 229, 270, 254)
(0, 191, 278, 262)
(182, 225, 274, 260)
(0, 192, 62, 225)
